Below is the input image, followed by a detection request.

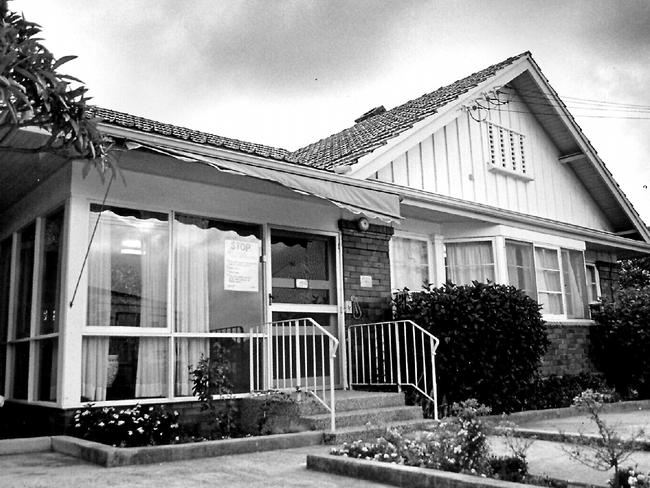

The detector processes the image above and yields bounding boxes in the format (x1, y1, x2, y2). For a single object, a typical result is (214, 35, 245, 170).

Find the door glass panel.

(271, 231, 336, 305)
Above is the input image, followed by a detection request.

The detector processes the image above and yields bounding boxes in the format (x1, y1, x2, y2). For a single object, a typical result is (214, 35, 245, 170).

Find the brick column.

(338, 219, 394, 324)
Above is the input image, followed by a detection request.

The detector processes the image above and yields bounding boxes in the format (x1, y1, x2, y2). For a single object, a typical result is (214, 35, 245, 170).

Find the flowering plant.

(611, 468, 649, 488)
(72, 403, 181, 447)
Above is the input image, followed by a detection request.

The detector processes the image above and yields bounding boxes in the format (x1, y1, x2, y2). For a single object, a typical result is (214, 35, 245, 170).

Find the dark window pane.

(39, 209, 64, 334)
(13, 342, 29, 399)
(36, 338, 57, 401)
(16, 224, 36, 339)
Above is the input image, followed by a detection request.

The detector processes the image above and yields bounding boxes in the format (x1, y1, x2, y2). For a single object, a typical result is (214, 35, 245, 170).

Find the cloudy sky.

(21, 0, 650, 222)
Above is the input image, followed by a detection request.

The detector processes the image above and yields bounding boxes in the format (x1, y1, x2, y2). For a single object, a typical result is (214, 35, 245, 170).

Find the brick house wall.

(539, 322, 596, 376)
(338, 219, 394, 325)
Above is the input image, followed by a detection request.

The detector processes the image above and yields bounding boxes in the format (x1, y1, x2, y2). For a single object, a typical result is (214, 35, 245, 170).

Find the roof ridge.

(290, 52, 530, 170)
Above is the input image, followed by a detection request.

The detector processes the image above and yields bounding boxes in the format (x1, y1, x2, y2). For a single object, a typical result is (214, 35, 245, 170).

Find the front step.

(300, 391, 407, 415)
(304, 405, 423, 430)
(323, 418, 439, 444)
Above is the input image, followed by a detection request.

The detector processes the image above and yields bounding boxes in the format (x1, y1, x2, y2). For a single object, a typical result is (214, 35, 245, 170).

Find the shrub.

(523, 373, 614, 410)
(331, 399, 495, 475)
(72, 404, 181, 447)
(590, 286, 650, 398)
(395, 282, 549, 413)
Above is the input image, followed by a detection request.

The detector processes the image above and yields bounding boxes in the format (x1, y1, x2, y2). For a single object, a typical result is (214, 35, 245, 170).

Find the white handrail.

(251, 317, 339, 432)
(347, 320, 439, 420)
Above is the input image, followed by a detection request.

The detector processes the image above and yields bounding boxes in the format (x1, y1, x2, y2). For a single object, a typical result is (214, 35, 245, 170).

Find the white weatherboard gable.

(369, 102, 613, 231)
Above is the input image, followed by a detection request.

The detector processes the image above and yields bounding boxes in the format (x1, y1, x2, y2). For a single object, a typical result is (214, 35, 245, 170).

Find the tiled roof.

(291, 52, 530, 170)
(87, 106, 300, 164)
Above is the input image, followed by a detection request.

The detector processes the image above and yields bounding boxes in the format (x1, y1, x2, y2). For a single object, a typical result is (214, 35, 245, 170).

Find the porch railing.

(347, 320, 440, 419)
(249, 318, 339, 431)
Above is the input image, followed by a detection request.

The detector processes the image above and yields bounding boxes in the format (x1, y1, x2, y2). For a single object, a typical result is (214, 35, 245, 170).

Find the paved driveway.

(2, 445, 393, 488)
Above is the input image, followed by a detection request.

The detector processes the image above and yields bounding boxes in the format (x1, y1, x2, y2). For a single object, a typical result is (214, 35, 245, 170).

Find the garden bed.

(306, 454, 601, 488)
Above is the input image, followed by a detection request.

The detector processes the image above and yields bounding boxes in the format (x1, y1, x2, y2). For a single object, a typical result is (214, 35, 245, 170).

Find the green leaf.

(52, 55, 77, 70)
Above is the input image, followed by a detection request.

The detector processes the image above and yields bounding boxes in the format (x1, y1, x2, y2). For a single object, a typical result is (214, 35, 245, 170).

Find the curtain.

(534, 248, 563, 315)
(392, 237, 429, 291)
(174, 219, 210, 396)
(562, 249, 588, 319)
(446, 242, 495, 285)
(505, 241, 536, 297)
(81, 337, 109, 401)
(135, 227, 168, 397)
(82, 218, 111, 400)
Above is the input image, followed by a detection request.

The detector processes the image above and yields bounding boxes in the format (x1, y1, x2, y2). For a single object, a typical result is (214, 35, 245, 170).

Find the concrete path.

(519, 410, 650, 439)
(2, 445, 394, 488)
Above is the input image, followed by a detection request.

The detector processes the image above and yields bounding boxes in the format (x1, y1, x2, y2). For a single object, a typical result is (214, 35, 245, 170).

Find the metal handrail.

(251, 317, 339, 431)
(347, 320, 439, 420)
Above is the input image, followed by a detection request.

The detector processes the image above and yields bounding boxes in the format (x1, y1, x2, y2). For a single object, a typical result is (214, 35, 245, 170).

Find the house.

(1, 52, 648, 433)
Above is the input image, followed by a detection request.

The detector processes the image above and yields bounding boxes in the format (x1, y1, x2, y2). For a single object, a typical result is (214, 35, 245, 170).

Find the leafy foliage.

(188, 349, 238, 438)
(239, 390, 308, 435)
(395, 282, 549, 413)
(590, 286, 650, 397)
(71, 403, 181, 447)
(523, 373, 615, 410)
(0, 4, 112, 173)
(332, 399, 529, 480)
(619, 257, 650, 290)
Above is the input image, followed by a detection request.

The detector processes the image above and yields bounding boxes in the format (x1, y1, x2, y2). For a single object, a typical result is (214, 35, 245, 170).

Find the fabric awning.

(128, 142, 402, 223)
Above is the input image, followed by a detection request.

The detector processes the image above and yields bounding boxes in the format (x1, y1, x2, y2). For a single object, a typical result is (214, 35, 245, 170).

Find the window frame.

(585, 263, 601, 304)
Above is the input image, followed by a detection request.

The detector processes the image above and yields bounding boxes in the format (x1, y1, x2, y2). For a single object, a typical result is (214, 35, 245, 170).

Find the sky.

(19, 0, 650, 223)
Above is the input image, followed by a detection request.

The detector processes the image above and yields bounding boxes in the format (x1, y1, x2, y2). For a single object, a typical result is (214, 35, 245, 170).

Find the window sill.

(543, 318, 595, 326)
(487, 164, 534, 181)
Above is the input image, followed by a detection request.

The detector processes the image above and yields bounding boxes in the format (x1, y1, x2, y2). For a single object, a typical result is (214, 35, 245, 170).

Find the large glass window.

(173, 214, 262, 396)
(445, 241, 495, 284)
(562, 249, 589, 319)
(15, 223, 35, 339)
(39, 210, 64, 335)
(390, 236, 430, 291)
(586, 264, 600, 303)
(534, 247, 563, 315)
(87, 205, 168, 328)
(506, 240, 537, 298)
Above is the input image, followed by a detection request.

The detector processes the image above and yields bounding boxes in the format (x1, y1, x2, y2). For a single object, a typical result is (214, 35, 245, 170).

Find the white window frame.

(585, 263, 601, 303)
(389, 232, 435, 292)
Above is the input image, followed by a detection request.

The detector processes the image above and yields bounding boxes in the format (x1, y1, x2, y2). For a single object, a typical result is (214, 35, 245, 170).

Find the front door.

(268, 229, 341, 388)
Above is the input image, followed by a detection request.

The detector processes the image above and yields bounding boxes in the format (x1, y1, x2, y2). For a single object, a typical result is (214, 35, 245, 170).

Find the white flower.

(137, 427, 144, 434)
(128, 430, 133, 436)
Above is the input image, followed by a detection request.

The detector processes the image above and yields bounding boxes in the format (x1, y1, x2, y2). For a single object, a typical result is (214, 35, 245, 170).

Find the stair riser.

(307, 407, 423, 430)
(300, 394, 407, 415)
(324, 420, 437, 444)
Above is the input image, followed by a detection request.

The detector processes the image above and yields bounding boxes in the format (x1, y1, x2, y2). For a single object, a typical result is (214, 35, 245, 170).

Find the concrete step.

(303, 405, 423, 430)
(323, 418, 438, 445)
(299, 391, 407, 415)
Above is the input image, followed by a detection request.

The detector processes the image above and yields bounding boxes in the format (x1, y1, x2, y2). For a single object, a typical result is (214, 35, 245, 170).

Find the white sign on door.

(224, 239, 260, 292)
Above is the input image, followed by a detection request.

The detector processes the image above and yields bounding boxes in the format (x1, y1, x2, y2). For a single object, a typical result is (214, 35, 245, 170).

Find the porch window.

(5, 209, 64, 402)
(505, 240, 537, 298)
(390, 236, 431, 291)
(535, 247, 563, 315)
(505, 241, 589, 319)
(445, 241, 495, 285)
(586, 264, 600, 303)
(562, 249, 589, 319)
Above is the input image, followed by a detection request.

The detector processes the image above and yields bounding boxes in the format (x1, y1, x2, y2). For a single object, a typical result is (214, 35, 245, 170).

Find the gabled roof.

(87, 106, 300, 164)
(290, 52, 529, 170)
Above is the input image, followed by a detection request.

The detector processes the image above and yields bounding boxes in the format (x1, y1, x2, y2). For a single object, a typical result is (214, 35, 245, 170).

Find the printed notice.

(224, 239, 260, 292)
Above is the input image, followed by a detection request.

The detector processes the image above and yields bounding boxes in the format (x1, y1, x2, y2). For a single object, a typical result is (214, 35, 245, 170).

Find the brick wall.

(539, 322, 596, 376)
(338, 219, 394, 324)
